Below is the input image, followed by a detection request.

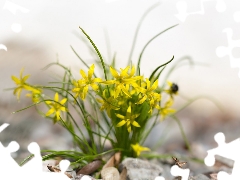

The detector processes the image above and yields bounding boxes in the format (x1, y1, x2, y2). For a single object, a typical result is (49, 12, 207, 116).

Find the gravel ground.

(0, 102, 239, 178)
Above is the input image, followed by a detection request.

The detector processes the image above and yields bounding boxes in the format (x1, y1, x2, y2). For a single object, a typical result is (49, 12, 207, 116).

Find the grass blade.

(149, 56, 174, 81)
(137, 24, 178, 75)
(79, 27, 108, 81)
(128, 2, 160, 65)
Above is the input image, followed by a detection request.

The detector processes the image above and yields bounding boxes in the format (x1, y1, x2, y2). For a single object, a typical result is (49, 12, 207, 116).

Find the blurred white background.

(1, 0, 240, 115)
(0, 0, 240, 157)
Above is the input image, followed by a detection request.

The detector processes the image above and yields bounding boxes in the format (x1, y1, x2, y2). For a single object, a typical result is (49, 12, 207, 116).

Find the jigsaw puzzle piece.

(205, 132, 240, 164)
(59, 160, 70, 174)
(216, 28, 240, 78)
(3, 0, 30, 15)
(170, 165, 190, 180)
(0, 123, 9, 133)
(233, 11, 240, 22)
(215, 0, 226, 12)
(205, 132, 240, 179)
(175, 0, 226, 22)
(175, 1, 188, 22)
(154, 176, 165, 180)
(21, 142, 43, 173)
(0, 140, 21, 179)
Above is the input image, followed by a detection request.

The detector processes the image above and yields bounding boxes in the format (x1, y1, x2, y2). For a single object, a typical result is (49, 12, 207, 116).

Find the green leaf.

(149, 56, 174, 81)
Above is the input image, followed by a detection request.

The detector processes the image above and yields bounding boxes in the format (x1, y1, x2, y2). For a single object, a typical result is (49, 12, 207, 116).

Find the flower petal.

(127, 105, 131, 114)
(80, 69, 87, 79)
(22, 75, 30, 82)
(116, 114, 125, 119)
(91, 83, 99, 91)
(121, 86, 131, 98)
(151, 79, 159, 90)
(88, 64, 95, 79)
(46, 108, 55, 116)
(11, 76, 20, 84)
(120, 66, 130, 77)
(137, 95, 147, 104)
(110, 66, 119, 78)
(55, 111, 60, 120)
(116, 120, 127, 127)
(114, 86, 121, 98)
(128, 66, 135, 77)
(101, 80, 115, 85)
(60, 98, 67, 105)
(131, 121, 140, 127)
(93, 78, 102, 82)
(54, 93, 59, 102)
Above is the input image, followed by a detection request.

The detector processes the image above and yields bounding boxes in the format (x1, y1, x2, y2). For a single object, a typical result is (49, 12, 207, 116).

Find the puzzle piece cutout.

(81, 175, 92, 180)
(154, 176, 165, 180)
(215, 28, 240, 78)
(204, 132, 240, 180)
(175, 0, 226, 22)
(170, 165, 190, 180)
(2, 1, 30, 33)
(0, 44, 7, 51)
(3, 1, 29, 15)
(233, 11, 240, 23)
(0, 123, 9, 132)
(0, 124, 72, 180)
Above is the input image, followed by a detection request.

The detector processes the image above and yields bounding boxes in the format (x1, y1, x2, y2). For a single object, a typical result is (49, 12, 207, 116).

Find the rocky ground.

(1, 105, 239, 180)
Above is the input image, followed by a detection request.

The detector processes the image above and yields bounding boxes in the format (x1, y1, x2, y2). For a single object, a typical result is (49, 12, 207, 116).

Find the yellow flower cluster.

(11, 68, 67, 121)
(11, 64, 179, 158)
(72, 64, 177, 133)
(11, 68, 42, 103)
(72, 64, 102, 100)
(11, 65, 177, 132)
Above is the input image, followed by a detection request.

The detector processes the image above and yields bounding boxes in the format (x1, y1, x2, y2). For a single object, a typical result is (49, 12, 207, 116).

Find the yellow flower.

(165, 81, 179, 97)
(159, 98, 175, 121)
(11, 68, 34, 100)
(45, 93, 67, 122)
(26, 88, 42, 103)
(131, 143, 150, 157)
(72, 80, 85, 99)
(72, 64, 102, 100)
(116, 104, 140, 133)
(137, 78, 161, 105)
(97, 90, 119, 117)
(148, 95, 161, 114)
(101, 66, 142, 98)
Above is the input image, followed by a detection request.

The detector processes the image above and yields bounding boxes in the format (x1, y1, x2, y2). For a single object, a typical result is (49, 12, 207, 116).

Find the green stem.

(79, 27, 108, 81)
(171, 115, 192, 152)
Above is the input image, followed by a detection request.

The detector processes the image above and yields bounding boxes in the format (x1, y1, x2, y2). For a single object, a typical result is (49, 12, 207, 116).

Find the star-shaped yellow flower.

(137, 78, 161, 104)
(11, 68, 34, 100)
(97, 89, 119, 117)
(45, 93, 67, 122)
(131, 143, 150, 157)
(102, 66, 142, 98)
(159, 98, 175, 121)
(116, 104, 140, 133)
(26, 88, 42, 103)
(72, 64, 102, 100)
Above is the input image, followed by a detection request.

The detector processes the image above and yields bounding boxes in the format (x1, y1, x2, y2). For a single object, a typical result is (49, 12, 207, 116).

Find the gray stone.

(189, 174, 210, 180)
(101, 167, 120, 180)
(119, 158, 163, 180)
(75, 174, 102, 180)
